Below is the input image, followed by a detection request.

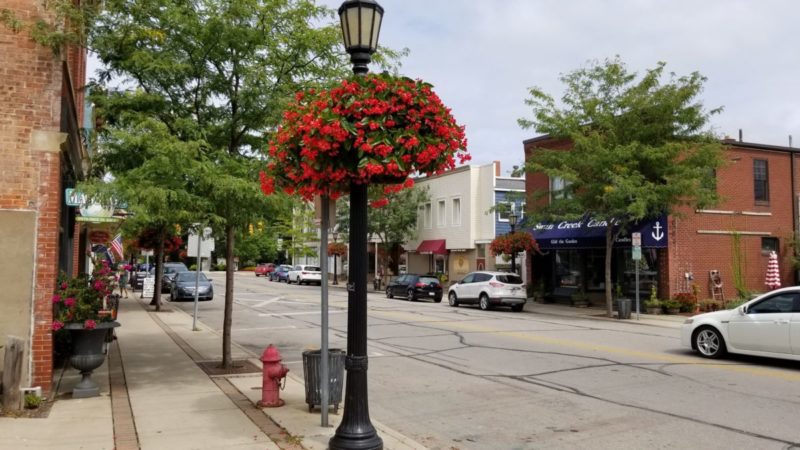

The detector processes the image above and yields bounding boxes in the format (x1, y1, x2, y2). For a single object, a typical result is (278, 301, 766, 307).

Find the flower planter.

(65, 321, 120, 398)
(665, 308, 680, 315)
(646, 307, 662, 315)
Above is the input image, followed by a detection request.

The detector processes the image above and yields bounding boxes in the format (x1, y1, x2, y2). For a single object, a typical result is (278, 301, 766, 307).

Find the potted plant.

(663, 299, 682, 314)
(571, 289, 590, 308)
(52, 258, 121, 398)
(643, 285, 661, 314)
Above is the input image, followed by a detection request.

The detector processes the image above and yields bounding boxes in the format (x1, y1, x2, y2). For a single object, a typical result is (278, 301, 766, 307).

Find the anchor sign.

(651, 221, 664, 241)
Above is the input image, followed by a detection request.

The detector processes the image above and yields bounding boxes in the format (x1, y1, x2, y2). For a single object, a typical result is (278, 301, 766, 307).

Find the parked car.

(447, 271, 526, 312)
(288, 264, 322, 285)
(169, 271, 214, 301)
(681, 287, 800, 360)
(132, 263, 153, 290)
(255, 263, 275, 277)
(269, 265, 293, 282)
(150, 262, 190, 292)
(385, 274, 442, 302)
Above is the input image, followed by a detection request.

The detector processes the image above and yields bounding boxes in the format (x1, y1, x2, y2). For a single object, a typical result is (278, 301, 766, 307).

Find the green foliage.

(1, 1, 98, 55)
(24, 393, 42, 410)
(730, 232, 748, 298)
(518, 57, 724, 315)
(275, 202, 319, 262)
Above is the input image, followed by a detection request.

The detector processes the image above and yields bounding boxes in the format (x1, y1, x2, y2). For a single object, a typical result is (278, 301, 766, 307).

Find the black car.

(385, 274, 443, 302)
(169, 271, 214, 301)
(132, 263, 153, 290)
(151, 262, 190, 292)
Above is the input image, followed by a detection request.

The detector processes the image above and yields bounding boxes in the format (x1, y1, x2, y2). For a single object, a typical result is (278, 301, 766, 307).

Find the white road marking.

(234, 326, 297, 332)
(258, 310, 346, 317)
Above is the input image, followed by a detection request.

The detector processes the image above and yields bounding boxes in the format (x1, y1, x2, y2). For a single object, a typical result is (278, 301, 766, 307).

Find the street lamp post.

(332, 231, 339, 285)
(509, 212, 518, 274)
(330, 1, 384, 449)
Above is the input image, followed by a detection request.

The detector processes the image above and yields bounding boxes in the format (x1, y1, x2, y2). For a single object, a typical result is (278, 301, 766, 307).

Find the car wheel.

(386, 287, 393, 299)
(448, 292, 459, 307)
(407, 289, 416, 301)
(511, 304, 523, 312)
(479, 293, 491, 311)
(694, 326, 727, 358)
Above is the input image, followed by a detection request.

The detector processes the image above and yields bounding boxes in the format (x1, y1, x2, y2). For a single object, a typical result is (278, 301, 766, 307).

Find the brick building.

(0, 1, 89, 394)
(524, 135, 798, 304)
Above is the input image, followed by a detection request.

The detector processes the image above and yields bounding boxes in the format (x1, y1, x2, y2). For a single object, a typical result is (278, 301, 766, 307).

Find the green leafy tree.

(88, 0, 404, 367)
(277, 202, 319, 263)
(519, 57, 724, 316)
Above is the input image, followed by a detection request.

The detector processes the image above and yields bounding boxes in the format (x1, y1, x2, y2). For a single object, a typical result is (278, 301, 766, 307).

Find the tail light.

(301, 271, 308, 275)
(415, 282, 426, 288)
(489, 281, 504, 288)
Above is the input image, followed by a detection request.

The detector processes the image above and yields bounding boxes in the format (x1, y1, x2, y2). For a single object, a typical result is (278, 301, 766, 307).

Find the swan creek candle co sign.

(531, 216, 668, 250)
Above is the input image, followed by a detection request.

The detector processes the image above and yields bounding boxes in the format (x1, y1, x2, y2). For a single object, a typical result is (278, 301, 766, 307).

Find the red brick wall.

(1, 0, 86, 393)
(668, 146, 796, 301)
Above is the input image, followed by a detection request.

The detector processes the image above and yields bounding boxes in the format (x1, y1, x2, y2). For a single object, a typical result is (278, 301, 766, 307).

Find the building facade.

(0, 2, 89, 394)
(524, 135, 798, 304)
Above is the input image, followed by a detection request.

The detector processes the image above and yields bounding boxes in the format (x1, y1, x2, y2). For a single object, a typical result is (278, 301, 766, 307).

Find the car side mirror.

(738, 305, 747, 315)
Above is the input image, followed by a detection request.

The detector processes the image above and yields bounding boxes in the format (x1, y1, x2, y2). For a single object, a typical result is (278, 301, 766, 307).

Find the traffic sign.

(632, 232, 641, 247)
(632, 246, 642, 260)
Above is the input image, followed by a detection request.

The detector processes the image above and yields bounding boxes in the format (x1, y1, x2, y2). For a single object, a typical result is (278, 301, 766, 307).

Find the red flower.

(490, 232, 539, 257)
(84, 319, 97, 330)
(262, 73, 469, 201)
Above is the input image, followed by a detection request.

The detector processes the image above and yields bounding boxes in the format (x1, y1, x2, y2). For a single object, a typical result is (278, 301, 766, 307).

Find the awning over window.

(416, 239, 447, 255)
(529, 216, 668, 250)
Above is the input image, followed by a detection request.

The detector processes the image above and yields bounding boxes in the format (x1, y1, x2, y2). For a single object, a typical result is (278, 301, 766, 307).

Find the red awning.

(416, 239, 447, 255)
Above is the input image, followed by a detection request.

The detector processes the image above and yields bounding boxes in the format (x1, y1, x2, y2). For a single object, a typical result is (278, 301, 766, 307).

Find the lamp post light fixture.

(509, 212, 518, 275)
(330, 1, 384, 449)
(332, 231, 339, 285)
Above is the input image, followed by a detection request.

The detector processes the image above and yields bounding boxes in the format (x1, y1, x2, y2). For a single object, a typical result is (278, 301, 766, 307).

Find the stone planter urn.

(65, 321, 120, 398)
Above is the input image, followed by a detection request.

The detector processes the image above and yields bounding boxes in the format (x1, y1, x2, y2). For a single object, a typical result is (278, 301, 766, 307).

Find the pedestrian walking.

(118, 264, 130, 298)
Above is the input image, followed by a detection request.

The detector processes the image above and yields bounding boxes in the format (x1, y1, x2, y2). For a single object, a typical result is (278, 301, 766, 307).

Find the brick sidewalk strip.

(108, 339, 140, 450)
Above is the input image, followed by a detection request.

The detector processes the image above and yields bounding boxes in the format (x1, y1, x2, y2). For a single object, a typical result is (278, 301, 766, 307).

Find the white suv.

(447, 271, 526, 312)
(288, 264, 322, 285)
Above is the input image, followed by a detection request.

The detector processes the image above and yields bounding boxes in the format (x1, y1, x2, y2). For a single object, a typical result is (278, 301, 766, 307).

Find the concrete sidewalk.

(0, 293, 684, 449)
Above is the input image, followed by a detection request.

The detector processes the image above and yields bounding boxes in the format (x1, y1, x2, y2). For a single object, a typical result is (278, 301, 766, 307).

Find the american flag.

(111, 233, 124, 260)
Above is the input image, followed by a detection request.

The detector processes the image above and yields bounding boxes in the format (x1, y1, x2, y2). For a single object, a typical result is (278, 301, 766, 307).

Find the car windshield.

(419, 277, 440, 285)
(495, 274, 523, 285)
(176, 272, 208, 282)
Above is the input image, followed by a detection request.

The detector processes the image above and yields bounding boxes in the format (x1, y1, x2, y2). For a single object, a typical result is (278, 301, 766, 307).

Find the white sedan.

(681, 287, 800, 360)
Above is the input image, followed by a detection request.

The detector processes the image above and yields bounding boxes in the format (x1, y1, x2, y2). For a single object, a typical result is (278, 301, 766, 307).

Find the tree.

(519, 57, 724, 317)
(88, 0, 404, 368)
(277, 201, 319, 263)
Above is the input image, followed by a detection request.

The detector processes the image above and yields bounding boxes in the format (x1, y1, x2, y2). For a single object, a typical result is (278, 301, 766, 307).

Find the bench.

(548, 286, 578, 305)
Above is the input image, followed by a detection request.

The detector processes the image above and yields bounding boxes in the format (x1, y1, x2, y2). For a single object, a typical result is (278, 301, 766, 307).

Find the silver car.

(447, 271, 526, 312)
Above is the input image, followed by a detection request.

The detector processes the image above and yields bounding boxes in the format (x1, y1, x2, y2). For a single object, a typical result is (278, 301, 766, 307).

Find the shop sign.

(89, 230, 111, 243)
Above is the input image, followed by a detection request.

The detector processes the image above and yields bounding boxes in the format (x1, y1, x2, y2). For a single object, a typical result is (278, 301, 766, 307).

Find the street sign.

(632, 232, 641, 247)
(187, 227, 214, 258)
(632, 246, 642, 260)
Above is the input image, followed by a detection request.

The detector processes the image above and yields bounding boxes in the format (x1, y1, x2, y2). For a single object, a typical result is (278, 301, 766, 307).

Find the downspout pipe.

(792, 148, 798, 284)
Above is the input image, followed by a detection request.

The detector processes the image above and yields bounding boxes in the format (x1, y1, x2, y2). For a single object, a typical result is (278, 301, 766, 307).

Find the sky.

(319, 0, 800, 176)
(88, 1, 800, 177)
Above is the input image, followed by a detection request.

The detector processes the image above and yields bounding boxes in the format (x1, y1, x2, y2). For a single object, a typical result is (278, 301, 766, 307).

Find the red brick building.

(0, 1, 89, 394)
(524, 135, 798, 304)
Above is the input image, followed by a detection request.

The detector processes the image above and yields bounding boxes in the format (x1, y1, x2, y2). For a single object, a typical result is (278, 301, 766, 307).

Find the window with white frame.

(424, 203, 432, 229)
(497, 200, 524, 223)
(437, 200, 446, 227)
(550, 176, 572, 201)
(452, 197, 461, 226)
(417, 206, 424, 230)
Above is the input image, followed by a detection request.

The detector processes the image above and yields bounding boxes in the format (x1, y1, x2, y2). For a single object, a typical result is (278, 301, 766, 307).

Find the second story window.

(754, 159, 769, 203)
(424, 203, 432, 229)
(438, 200, 446, 227)
(550, 176, 572, 202)
(452, 198, 461, 226)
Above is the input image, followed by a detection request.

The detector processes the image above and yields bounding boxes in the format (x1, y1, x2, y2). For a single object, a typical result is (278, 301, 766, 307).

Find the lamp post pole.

(330, 1, 384, 449)
(332, 231, 339, 285)
(509, 212, 518, 275)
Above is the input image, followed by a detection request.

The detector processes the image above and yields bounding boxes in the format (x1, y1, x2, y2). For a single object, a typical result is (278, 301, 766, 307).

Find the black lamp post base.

(329, 431, 383, 450)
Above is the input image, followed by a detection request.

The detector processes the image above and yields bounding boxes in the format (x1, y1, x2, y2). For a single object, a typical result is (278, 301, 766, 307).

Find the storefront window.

(555, 250, 582, 288)
(585, 250, 605, 290)
(618, 248, 659, 296)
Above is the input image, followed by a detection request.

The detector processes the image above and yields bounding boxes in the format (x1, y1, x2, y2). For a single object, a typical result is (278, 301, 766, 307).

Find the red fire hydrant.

(258, 344, 289, 408)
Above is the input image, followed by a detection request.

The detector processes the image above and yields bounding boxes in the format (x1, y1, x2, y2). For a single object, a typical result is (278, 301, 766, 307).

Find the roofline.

(524, 134, 800, 154)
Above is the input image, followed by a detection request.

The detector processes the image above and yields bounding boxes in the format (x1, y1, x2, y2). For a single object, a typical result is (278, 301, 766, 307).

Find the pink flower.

(64, 297, 76, 307)
(52, 294, 61, 304)
(52, 321, 64, 331)
(93, 280, 106, 291)
(60, 282, 67, 290)
(84, 320, 96, 330)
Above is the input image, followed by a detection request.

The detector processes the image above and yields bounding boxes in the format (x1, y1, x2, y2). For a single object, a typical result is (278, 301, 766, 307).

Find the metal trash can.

(373, 278, 382, 290)
(617, 298, 632, 319)
(302, 348, 345, 413)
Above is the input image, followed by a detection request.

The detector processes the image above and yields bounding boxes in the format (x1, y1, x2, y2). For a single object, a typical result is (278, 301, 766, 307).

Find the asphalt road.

(165, 272, 800, 450)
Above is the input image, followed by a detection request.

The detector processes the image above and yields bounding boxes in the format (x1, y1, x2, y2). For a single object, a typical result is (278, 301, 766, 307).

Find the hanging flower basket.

(489, 231, 539, 257)
(261, 73, 470, 200)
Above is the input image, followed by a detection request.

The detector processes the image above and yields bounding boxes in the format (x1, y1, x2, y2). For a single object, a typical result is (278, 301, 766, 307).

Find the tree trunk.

(152, 227, 166, 311)
(221, 223, 235, 369)
(604, 227, 614, 317)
